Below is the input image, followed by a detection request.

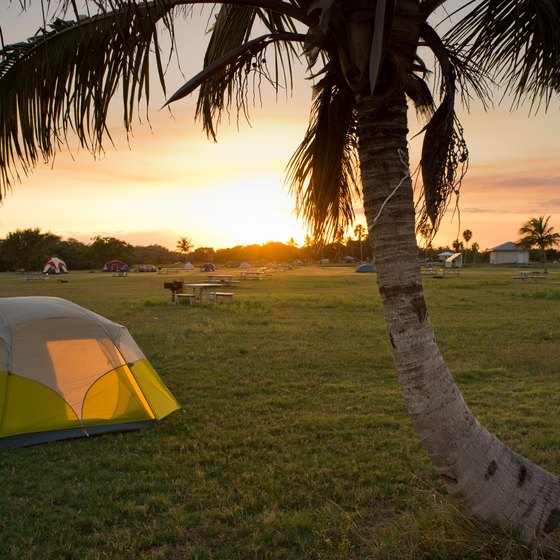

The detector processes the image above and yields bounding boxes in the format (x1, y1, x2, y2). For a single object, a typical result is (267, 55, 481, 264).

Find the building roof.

(491, 241, 525, 252)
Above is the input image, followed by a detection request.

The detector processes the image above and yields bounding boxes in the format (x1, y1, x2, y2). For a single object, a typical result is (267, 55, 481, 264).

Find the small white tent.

(43, 257, 68, 274)
(239, 262, 251, 269)
(445, 253, 463, 268)
(183, 262, 195, 270)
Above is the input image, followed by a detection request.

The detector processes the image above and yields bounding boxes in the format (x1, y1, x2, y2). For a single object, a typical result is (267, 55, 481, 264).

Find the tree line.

(0, 227, 377, 271)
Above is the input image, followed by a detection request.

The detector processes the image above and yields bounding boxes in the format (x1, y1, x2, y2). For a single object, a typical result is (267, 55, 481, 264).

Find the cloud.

(491, 176, 560, 188)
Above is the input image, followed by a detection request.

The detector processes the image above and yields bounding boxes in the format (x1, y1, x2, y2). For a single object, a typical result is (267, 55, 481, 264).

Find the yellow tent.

(0, 296, 180, 449)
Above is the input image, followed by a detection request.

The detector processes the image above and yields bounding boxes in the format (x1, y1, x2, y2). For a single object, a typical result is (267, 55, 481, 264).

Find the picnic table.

(24, 273, 47, 282)
(183, 283, 234, 304)
(240, 271, 263, 280)
(513, 271, 546, 281)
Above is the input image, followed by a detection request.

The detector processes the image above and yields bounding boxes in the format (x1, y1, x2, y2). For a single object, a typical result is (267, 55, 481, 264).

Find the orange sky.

(1, 4, 559, 252)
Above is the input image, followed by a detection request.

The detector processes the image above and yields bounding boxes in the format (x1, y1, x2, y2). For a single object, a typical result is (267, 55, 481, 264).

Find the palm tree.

(286, 236, 298, 261)
(176, 237, 193, 258)
(353, 224, 366, 262)
(462, 229, 472, 264)
(1, 0, 559, 546)
(471, 241, 480, 265)
(518, 215, 560, 274)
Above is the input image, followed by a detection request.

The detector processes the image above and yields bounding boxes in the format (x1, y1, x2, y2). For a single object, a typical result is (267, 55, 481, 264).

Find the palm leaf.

(415, 23, 470, 234)
(446, 0, 560, 110)
(285, 71, 359, 242)
(0, 3, 175, 195)
(192, 3, 304, 140)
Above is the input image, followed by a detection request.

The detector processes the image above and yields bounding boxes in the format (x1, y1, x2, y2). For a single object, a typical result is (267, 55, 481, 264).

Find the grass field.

(0, 265, 559, 559)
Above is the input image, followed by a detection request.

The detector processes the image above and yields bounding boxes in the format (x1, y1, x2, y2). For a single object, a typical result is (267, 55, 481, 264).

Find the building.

(489, 242, 529, 265)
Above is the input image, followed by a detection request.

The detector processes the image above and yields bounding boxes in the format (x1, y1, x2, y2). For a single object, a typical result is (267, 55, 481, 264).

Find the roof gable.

(492, 241, 523, 252)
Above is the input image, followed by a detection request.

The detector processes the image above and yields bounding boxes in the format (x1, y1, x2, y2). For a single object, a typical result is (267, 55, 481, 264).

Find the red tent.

(102, 259, 128, 272)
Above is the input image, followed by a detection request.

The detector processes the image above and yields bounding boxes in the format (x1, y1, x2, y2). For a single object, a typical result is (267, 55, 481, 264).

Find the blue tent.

(355, 263, 375, 273)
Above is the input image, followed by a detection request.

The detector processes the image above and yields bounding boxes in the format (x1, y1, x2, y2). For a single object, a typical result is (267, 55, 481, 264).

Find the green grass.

(0, 265, 559, 559)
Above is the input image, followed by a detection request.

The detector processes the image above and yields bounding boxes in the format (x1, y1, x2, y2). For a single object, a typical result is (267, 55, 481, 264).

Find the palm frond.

(192, 3, 304, 140)
(446, 0, 560, 111)
(0, 2, 175, 196)
(416, 23, 469, 234)
(285, 71, 359, 242)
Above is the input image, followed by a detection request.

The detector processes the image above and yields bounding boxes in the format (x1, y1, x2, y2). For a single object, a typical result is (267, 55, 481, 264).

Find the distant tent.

(183, 262, 195, 270)
(43, 257, 68, 274)
(200, 263, 216, 272)
(355, 263, 375, 273)
(0, 296, 180, 449)
(445, 253, 463, 268)
(103, 259, 128, 272)
(238, 262, 251, 269)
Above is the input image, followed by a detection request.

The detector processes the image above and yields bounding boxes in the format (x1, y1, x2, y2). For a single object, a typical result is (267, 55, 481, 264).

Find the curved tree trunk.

(356, 92, 560, 546)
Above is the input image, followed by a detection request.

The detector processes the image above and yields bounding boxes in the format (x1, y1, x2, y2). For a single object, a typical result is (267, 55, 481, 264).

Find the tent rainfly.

(43, 257, 68, 274)
(0, 297, 180, 449)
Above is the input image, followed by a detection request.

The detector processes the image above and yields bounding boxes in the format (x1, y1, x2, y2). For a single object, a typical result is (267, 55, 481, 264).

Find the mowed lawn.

(0, 265, 559, 559)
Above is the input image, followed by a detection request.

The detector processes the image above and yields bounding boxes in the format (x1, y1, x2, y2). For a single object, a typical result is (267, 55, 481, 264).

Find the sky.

(0, 3, 559, 252)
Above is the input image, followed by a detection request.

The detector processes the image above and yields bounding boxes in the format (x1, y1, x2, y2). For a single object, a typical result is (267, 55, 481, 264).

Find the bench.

(174, 293, 197, 306)
(211, 291, 234, 303)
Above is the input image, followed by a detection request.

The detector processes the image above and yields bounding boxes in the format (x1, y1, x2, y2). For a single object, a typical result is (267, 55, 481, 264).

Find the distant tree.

(354, 224, 366, 262)
(90, 236, 135, 268)
(471, 242, 480, 265)
(452, 239, 464, 253)
(191, 246, 215, 264)
(334, 227, 346, 262)
(286, 237, 298, 262)
(417, 223, 433, 261)
(518, 215, 560, 274)
(1, 228, 60, 270)
(462, 229, 473, 263)
(176, 237, 193, 258)
(55, 238, 95, 269)
(134, 244, 175, 265)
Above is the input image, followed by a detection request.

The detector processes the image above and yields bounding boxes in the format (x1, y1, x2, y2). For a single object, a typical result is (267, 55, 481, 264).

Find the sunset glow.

(1, 5, 559, 253)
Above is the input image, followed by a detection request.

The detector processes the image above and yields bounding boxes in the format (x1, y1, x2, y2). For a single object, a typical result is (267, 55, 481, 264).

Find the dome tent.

(43, 257, 68, 274)
(183, 262, 195, 270)
(355, 263, 375, 273)
(0, 297, 180, 449)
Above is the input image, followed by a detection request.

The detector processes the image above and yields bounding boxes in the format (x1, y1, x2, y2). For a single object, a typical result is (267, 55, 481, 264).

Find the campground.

(0, 265, 559, 559)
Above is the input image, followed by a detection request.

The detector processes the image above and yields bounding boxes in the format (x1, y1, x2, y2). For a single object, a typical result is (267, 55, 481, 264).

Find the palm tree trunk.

(356, 92, 560, 545)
